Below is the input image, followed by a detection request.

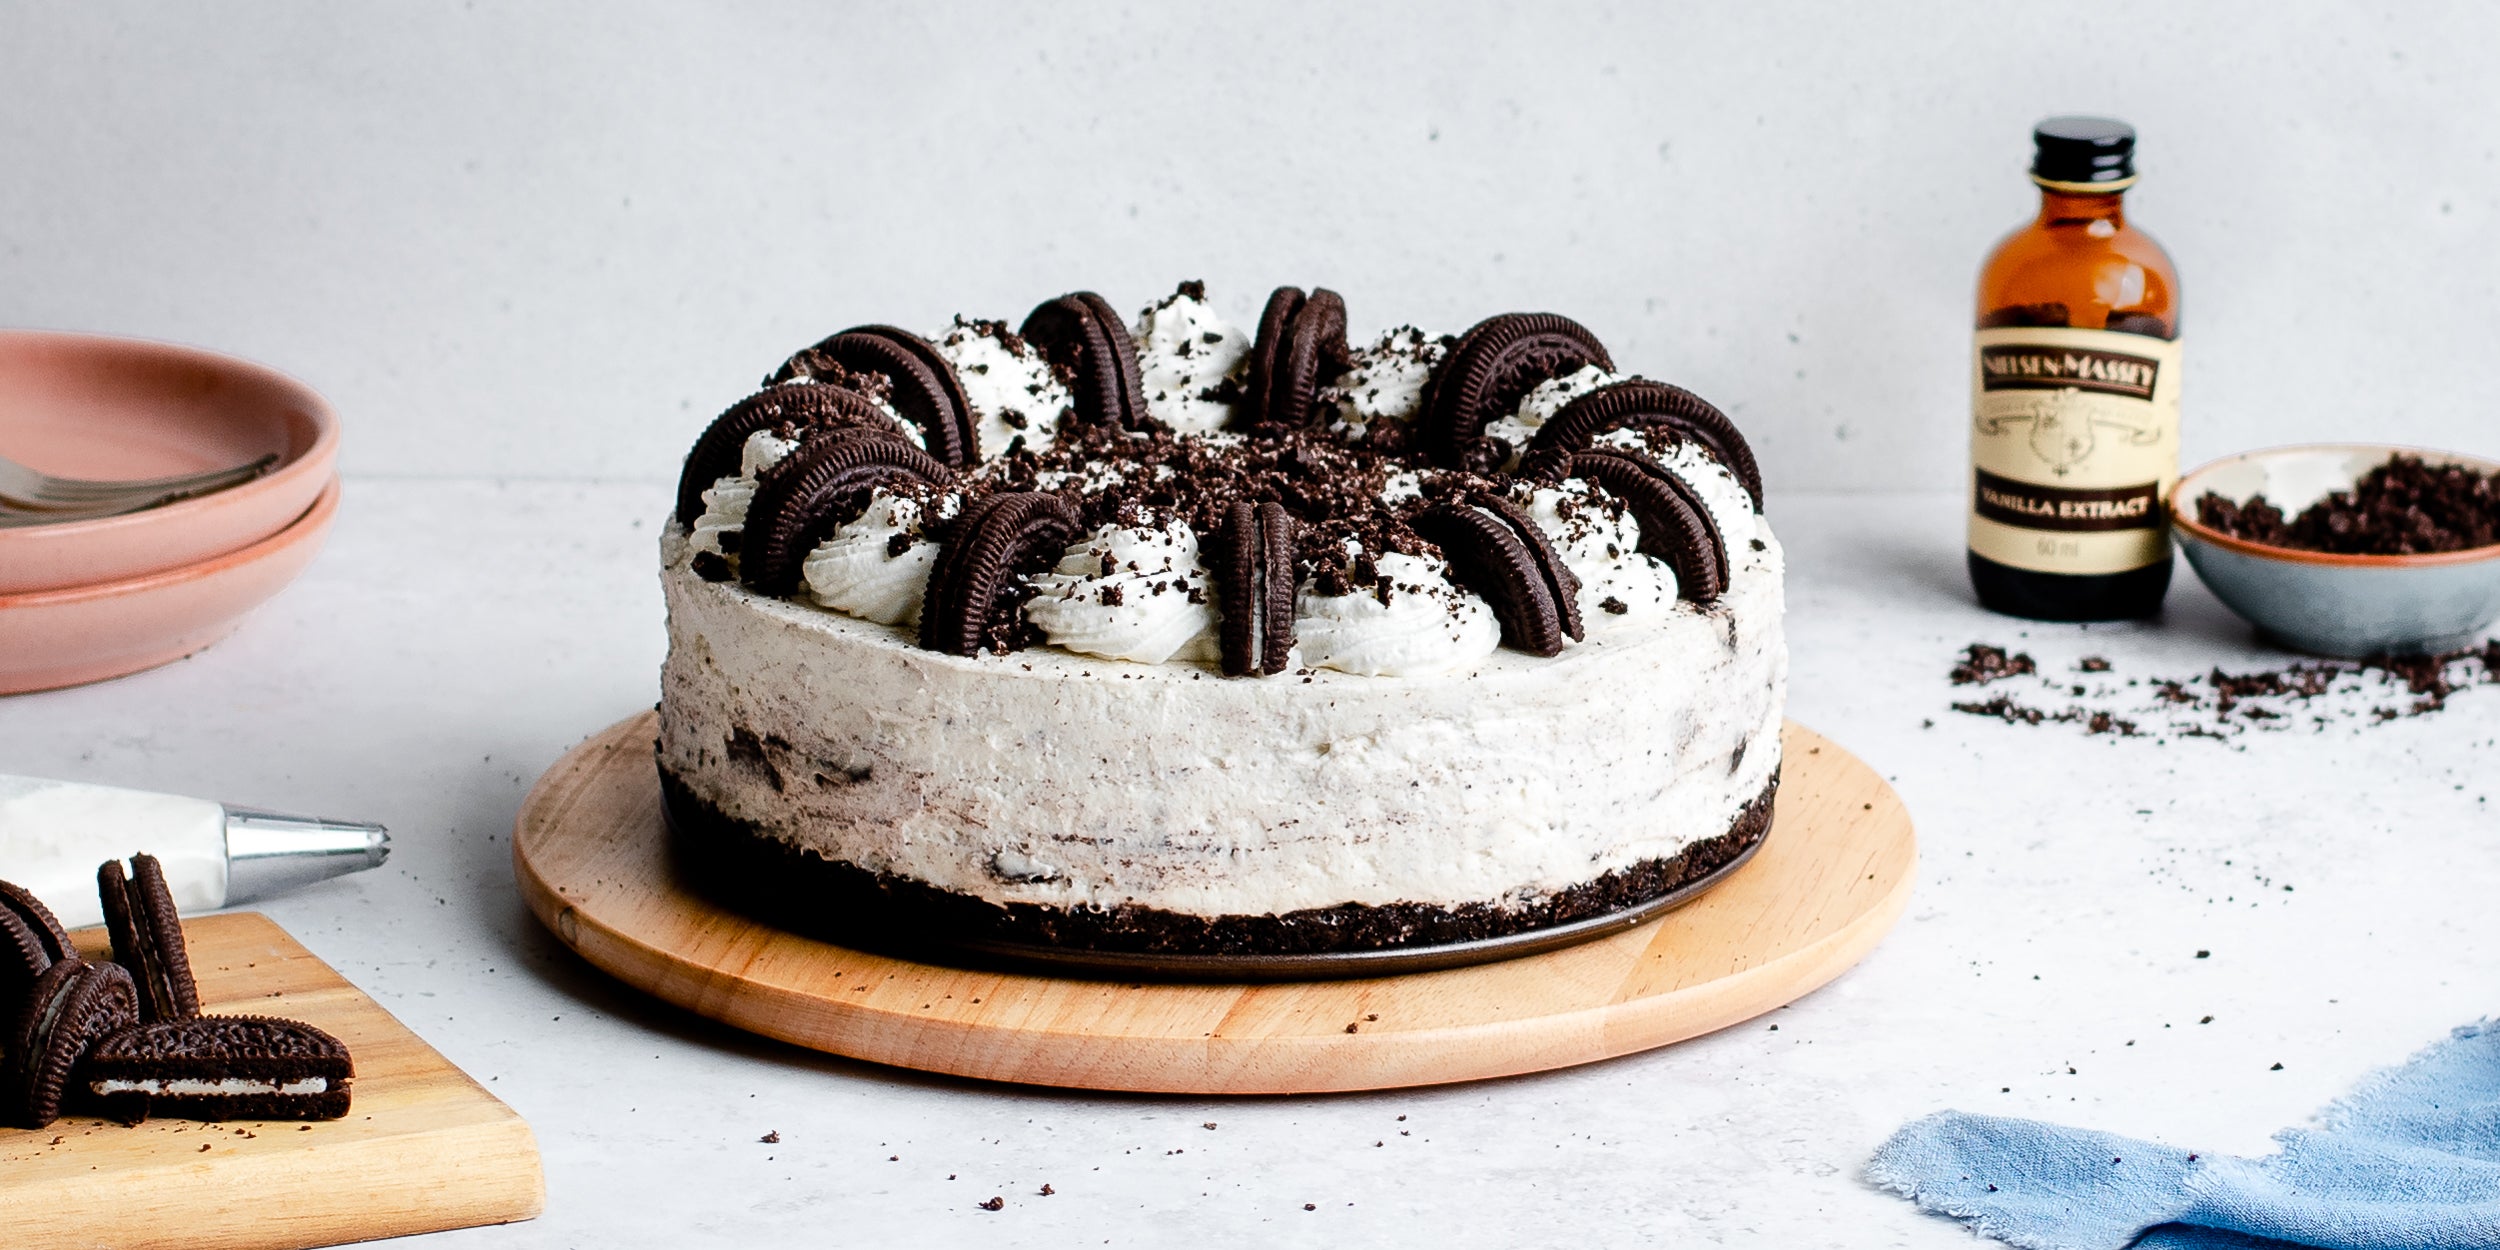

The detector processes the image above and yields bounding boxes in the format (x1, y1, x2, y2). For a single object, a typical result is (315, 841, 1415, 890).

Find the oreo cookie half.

(85, 1016, 354, 1123)
(768, 326, 979, 468)
(8, 959, 139, 1129)
(1527, 379, 1763, 510)
(99, 854, 200, 1024)
(1019, 292, 1148, 431)
(0, 879, 71, 1002)
(1567, 449, 1730, 604)
(1215, 501, 1297, 676)
(1241, 286, 1305, 426)
(1411, 496, 1584, 656)
(736, 431, 955, 597)
(1276, 289, 1351, 430)
(1419, 313, 1614, 468)
(673, 384, 910, 527)
(917, 492, 1082, 657)
(1241, 287, 1350, 431)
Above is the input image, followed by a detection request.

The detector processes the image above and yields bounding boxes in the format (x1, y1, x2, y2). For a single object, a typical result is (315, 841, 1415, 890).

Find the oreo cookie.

(673, 383, 910, 527)
(1241, 287, 1350, 431)
(1567, 449, 1730, 604)
(99, 854, 200, 1024)
(1018, 292, 1148, 431)
(917, 492, 1082, 656)
(1215, 501, 1297, 676)
(1242, 286, 1304, 425)
(84, 1016, 354, 1123)
(1411, 496, 1584, 656)
(736, 431, 955, 596)
(0, 879, 71, 1002)
(1527, 379, 1763, 510)
(768, 326, 980, 468)
(8, 959, 139, 1129)
(1419, 313, 1614, 468)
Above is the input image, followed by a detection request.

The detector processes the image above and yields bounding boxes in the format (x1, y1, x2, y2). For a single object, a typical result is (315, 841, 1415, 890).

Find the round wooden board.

(513, 712, 1915, 1095)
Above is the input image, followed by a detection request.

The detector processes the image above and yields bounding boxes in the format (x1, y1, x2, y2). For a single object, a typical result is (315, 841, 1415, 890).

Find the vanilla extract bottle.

(1968, 117, 2181, 621)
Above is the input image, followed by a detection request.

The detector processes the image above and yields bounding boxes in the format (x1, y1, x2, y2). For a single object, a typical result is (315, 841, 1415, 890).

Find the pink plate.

(0, 475, 338, 695)
(0, 331, 339, 595)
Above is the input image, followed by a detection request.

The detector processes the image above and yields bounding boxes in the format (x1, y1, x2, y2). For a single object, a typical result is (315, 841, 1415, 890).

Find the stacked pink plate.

(0, 332, 340, 694)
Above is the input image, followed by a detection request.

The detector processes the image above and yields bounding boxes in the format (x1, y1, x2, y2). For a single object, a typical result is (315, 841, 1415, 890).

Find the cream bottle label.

(1967, 326, 2182, 575)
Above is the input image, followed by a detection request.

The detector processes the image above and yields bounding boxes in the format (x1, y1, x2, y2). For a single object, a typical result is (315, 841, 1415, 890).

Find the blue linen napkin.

(1865, 1021, 2500, 1249)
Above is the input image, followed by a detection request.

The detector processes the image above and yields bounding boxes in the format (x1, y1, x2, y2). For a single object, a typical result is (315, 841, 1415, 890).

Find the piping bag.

(0, 774, 389, 930)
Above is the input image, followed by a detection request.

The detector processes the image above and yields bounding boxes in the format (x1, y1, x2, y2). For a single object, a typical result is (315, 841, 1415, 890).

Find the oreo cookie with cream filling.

(1019, 292, 1148, 430)
(1241, 286, 1304, 426)
(917, 491, 1082, 656)
(0, 879, 71, 1003)
(1241, 287, 1351, 431)
(768, 326, 980, 468)
(1419, 313, 1614, 469)
(8, 959, 139, 1129)
(673, 383, 910, 527)
(1411, 495, 1584, 656)
(1215, 501, 1298, 676)
(1527, 379, 1763, 510)
(735, 430, 955, 597)
(99, 854, 201, 1024)
(1565, 448, 1730, 603)
(85, 1015, 354, 1123)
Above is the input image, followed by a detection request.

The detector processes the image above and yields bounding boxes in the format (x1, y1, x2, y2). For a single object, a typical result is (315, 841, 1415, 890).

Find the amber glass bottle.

(1968, 117, 2181, 621)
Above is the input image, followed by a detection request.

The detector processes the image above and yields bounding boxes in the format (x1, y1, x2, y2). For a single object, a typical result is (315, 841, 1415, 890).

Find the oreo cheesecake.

(657, 281, 1787, 956)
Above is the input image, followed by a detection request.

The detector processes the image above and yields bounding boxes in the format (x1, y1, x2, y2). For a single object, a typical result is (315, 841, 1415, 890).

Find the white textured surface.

(2, 479, 2493, 1247)
(7, 4, 2500, 491)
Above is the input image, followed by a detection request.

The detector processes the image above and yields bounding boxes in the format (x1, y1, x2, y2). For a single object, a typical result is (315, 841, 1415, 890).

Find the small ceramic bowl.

(0, 331, 339, 595)
(2170, 443, 2500, 657)
(0, 475, 338, 694)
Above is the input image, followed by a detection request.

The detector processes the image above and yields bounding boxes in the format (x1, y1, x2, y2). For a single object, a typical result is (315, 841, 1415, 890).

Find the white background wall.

(5, 1, 2495, 492)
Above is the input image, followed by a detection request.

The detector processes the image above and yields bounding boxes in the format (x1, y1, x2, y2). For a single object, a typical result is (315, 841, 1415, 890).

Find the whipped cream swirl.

(802, 489, 955, 626)
(1595, 427, 1761, 547)
(689, 428, 801, 557)
(1326, 326, 1446, 440)
(931, 318, 1070, 457)
(1294, 551, 1501, 677)
(1479, 364, 1624, 467)
(1519, 479, 1679, 628)
(1022, 520, 1221, 664)
(1132, 286, 1249, 435)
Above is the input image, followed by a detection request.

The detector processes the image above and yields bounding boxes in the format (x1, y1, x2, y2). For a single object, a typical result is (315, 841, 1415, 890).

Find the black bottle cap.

(2031, 117, 2135, 190)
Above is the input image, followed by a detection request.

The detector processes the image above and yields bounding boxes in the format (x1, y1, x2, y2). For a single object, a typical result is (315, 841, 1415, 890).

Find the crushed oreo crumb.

(1946, 640, 2500, 740)
(2196, 454, 2499, 555)
(1951, 644, 2038, 686)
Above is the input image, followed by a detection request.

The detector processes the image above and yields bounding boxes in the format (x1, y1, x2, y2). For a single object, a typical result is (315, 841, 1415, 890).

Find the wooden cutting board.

(514, 712, 1915, 1095)
(0, 912, 544, 1250)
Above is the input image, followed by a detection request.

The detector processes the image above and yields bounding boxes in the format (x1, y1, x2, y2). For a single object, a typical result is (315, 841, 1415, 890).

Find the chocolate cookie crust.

(662, 764, 1777, 959)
